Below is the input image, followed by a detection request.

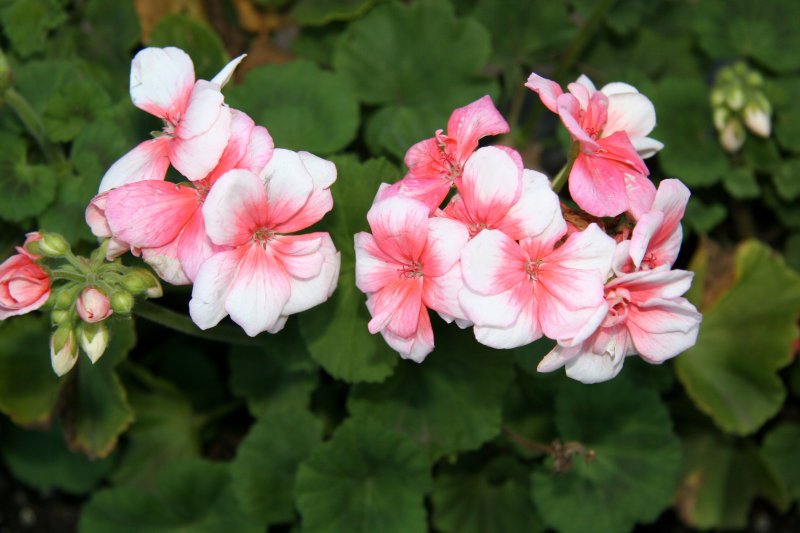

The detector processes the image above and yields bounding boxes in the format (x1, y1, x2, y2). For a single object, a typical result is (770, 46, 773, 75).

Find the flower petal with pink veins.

(627, 298, 702, 362)
(272, 152, 337, 234)
(98, 136, 170, 193)
(226, 244, 292, 336)
(366, 196, 430, 264)
(376, 304, 435, 363)
(423, 261, 467, 322)
(169, 104, 231, 181)
(175, 81, 225, 140)
(189, 247, 246, 328)
(354, 232, 402, 294)
(177, 209, 226, 282)
(629, 210, 664, 269)
(546, 224, 615, 274)
(203, 109, 256, 183)
(203, 169, 268, 247)
(368, 277, 424, 338)
(569, 151, 629, 217)
(142, 239, 191, 286)
(461, 229, 527, 296)
(106, 180, 199, 248)
(85, 192, 112, 239)
(271, 233, 324, 280)
(378, 176, 451, 214)
(239, 125, 274, 172)
(260, 149, 315, 229)
(419, 217, 469, 278)
(473, 294, 542, 349)
(130, 47, 194, 122)
(604, 92, 657, 140)
(525, 73, 564, 113)
(494, 169, 562, 241)
(458, 146, 522, 229)
(537, 270, 605, 339)
(556, 94, 600, 149)
(608, 266, 695, 302)
(623, 170, 657, 220)
(564, 329, 629, 383)
(448, 95, 509, 163)
(210, 54, 246, 88)
(283, 233, 341, 315)
(459, 284, 525, 330)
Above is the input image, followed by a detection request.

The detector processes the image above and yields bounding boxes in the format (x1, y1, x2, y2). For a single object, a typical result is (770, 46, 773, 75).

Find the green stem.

(502, 426, 553, 455)
(3, 88, 67, 167)
(48, 268, 85, 283)
(551, 141, 580, 193)
(133, 300, 261, 346)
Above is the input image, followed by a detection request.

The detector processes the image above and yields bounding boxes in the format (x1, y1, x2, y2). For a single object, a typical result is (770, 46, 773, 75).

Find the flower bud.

(720, 118, 746, 153)
(725, 86, 745, 111)
(743, 98, 771, 138)
(110, 291, 134, 314)
(121, 274, 146, 295)
(51, 309, 69, 325)
(54, 283, 81, 310)
(50, 326, 78, 376)
(76, 286, 112, 323)
(133, 268, 162, 298)
(710, 87, 727, 107)
(712, 107, 730, 131)
(38, 232, 69, 257)
(77, 322, 109, 364)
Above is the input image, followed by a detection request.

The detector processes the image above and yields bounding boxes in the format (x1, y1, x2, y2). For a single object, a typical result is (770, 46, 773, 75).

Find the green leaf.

(110, 366, 201, 489)
(0, 132, 57, 222)
(13, 59, 85, 114)
(677, 429, 788, 529)
(292, 0, 383, 26)
(0, 419, 115, 495)
(722, 166, 760, 199)
(762, 423, 800, 504)
(43, 79, 112, 142)
(226, 60, 359, 155)
(298, 155, 400, 383)
(364, 104, 448, 160)
(79, 0, 141, 82)
(0, 0, 66, 57)
(773, 158, 800, 202)
(649, 77, 728, 188)
(775, 85, 800, 154)
(148, 14, 228, 81)
(432, 454, 544, 533)
(79, 458, 263, 533)
(348, 326, 516, 459)
(60, 320, 135, 458)
(531, 379, 682, 533)
(675, 240, 800, 435)
(784, 232, 800, 272)
(231, 410, 323, 525)
(693, 0, 800, 73)
(502, 371, 560, 459)
(684, 196, 727, 234)
(295, 417, 432, 533)
(228, 321, 319, 417)
(0, 315, 60, 425)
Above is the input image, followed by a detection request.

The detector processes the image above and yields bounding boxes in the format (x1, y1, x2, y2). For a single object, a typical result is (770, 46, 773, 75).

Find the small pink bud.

(76, 287, 112, 323)
(50, 327, 78, 376)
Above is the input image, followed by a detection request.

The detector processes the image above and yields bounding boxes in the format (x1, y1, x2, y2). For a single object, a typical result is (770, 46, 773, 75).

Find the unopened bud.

(720, 119, 746, 153)
(38, 232, 69, 257)
(110, 291, 133, 314)
(135, 268, 162, 298)
(710, 88, 727, 107)
(121, 274, 146, 295)
(50, 326, 78, 376)
(51, 309, 69, 325)
(712, 107, 730, 131)
(0, 49, 11, 93)
(76, 286, 112, 323)
(54, 283, 81, 310)
(743, 101, 771, 137)
(726, 86, 745, 111)
(746, 70, 763, 87)
(77, 322, 109, 364)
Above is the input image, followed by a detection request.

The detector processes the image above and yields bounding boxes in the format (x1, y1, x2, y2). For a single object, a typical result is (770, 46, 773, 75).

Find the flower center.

(399, 261, 423, 279)
(524, 259, 543, 281)
(604, 287, 631, 326)
(253, 227, 274, 247)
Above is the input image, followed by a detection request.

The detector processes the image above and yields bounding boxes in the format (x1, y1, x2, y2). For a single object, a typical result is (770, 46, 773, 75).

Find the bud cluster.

(710, 62, 772, 153)
(0, 231, 163, 376)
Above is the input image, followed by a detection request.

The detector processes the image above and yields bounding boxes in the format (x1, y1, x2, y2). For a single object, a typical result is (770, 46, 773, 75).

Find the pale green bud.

(726, 86, 746, 111)
(129, 268, 162, 298)
(51, 309, 70, 325)
(38, 232, 69, 257)
(743, 101, 771, 137)
(710, 87, 727, 107)
(54, 283, 81, 310)
(110, 291, 134, 314)
(719, 118, 746, 153)
(77, 322, 109, 364)
(50, 326, 78, 376)
(713, 107, 731, 131)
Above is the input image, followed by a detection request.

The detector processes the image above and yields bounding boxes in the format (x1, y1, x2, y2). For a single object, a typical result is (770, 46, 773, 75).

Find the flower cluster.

(87, 47, 340, 337)
(355, 76, 702, 383)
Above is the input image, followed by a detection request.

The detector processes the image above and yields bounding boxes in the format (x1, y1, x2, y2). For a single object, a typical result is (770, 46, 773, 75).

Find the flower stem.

(133, 300, 261, 346)
(502, 426, 553, 455)
(3, 88, 67, 168)
(551, 141, 580, 193)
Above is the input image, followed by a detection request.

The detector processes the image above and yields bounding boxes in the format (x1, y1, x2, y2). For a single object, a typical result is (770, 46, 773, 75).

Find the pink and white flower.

(76, 287, 112, 323)
(0, 245, 51, 320)
(378, 95, 509, 212)
(355, 195, 470, 362)
(538, 265, 702, 383)
(459, 221, 616, 350)
(99, 47, 245, 192)
(189, 149, 340, 336)
(526, 72, 656, 218)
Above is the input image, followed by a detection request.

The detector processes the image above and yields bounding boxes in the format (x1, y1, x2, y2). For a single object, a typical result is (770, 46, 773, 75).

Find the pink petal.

(368, 277, 424, 339)
(623, 171, 657, 221)
(448, 95, 509, 164)
(238, 125, 274, 172)
(608, 267, 695, 302)
(189, 247, 245, 329)
(271, 233, 324, 280)
(203, 109, 256, 184)
(419, 217, 469, 278)
(525, 73, 564, 113)
(174, 80, 225, 140)
(547, 223, 616, 274)
(537, 269, 606, 339)
(354, 232, 402, 294)
(283, 233, 341, 315)
(627, 298, 702, 362)
(556, 94, 599, 149)
(458, 146, 522, 229)
(226, 243, 292, 336)
(423, 261, 466, 322)
(106, 180, 199, 247)
(98, 136, 170, 193)
(260, 149, 315, 230)
(631, 137, 664, 159)
(563, 328, 629, 383)
(459, 283, 526, 330)
(629, 211, 664, 269)
(494, 169, 562, 241)
(142, 239, 191, 286)
(203, 169, 268, 247)
(376, 304, 435, 363)
(604, 92, 657, 140)
(130, 47, 195, 122)
(210, 54, 246, 88)
(460, 229, 527, 296)
(573, 74, 597, 94)
(366, 196, 430, 264)
(177, 209, 227, 282)
(272, 152, 337, 234)
(85, 192, 112, 238)
(568, 152, 629, 217)
(378, 177, 451, 214)
(169, 104, 232, 181)
(472, 292, 542, 349)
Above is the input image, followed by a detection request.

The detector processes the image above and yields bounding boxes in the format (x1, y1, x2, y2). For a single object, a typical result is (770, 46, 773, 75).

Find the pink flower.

(101, 109, 274, 283)
(76, 287, 112, 323)
(615, 179, 691, 274)
(85, 192, 140, 260)
(526, 73, 656, 218)
(442, 146, 563, 241)
(0, 248, 50, 320)
(355, 195, 470, 362)
(189, 149, 340, 336)
(99, 47, 246, 192)
(538, 266, 702, 383)
(459, 223, 615, 349)
(378, 95, 509, 212)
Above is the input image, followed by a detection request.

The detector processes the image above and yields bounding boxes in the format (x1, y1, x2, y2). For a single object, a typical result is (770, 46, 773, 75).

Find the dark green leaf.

(348, 326, 515, 459)
(684, 196, 727, 234)
(226, 60, 359, 155)
(148, 14, 228, 81)
(773, 158, 800, 202)
(0, 132, 57, 222)
(0, 0, 66, 57)
(43, 79, 112, 142)
(762, 423, 800, 504)
(231, 410, 323, 525)
(675, 240, 800, 435)
(295, 417, 432, 533)
(531, 379, 682, 533)
(292, 0, 383, 26)
(723, 166, 760, 199)
(364, 104, 449, 160)
(79, 0, 141, 82)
